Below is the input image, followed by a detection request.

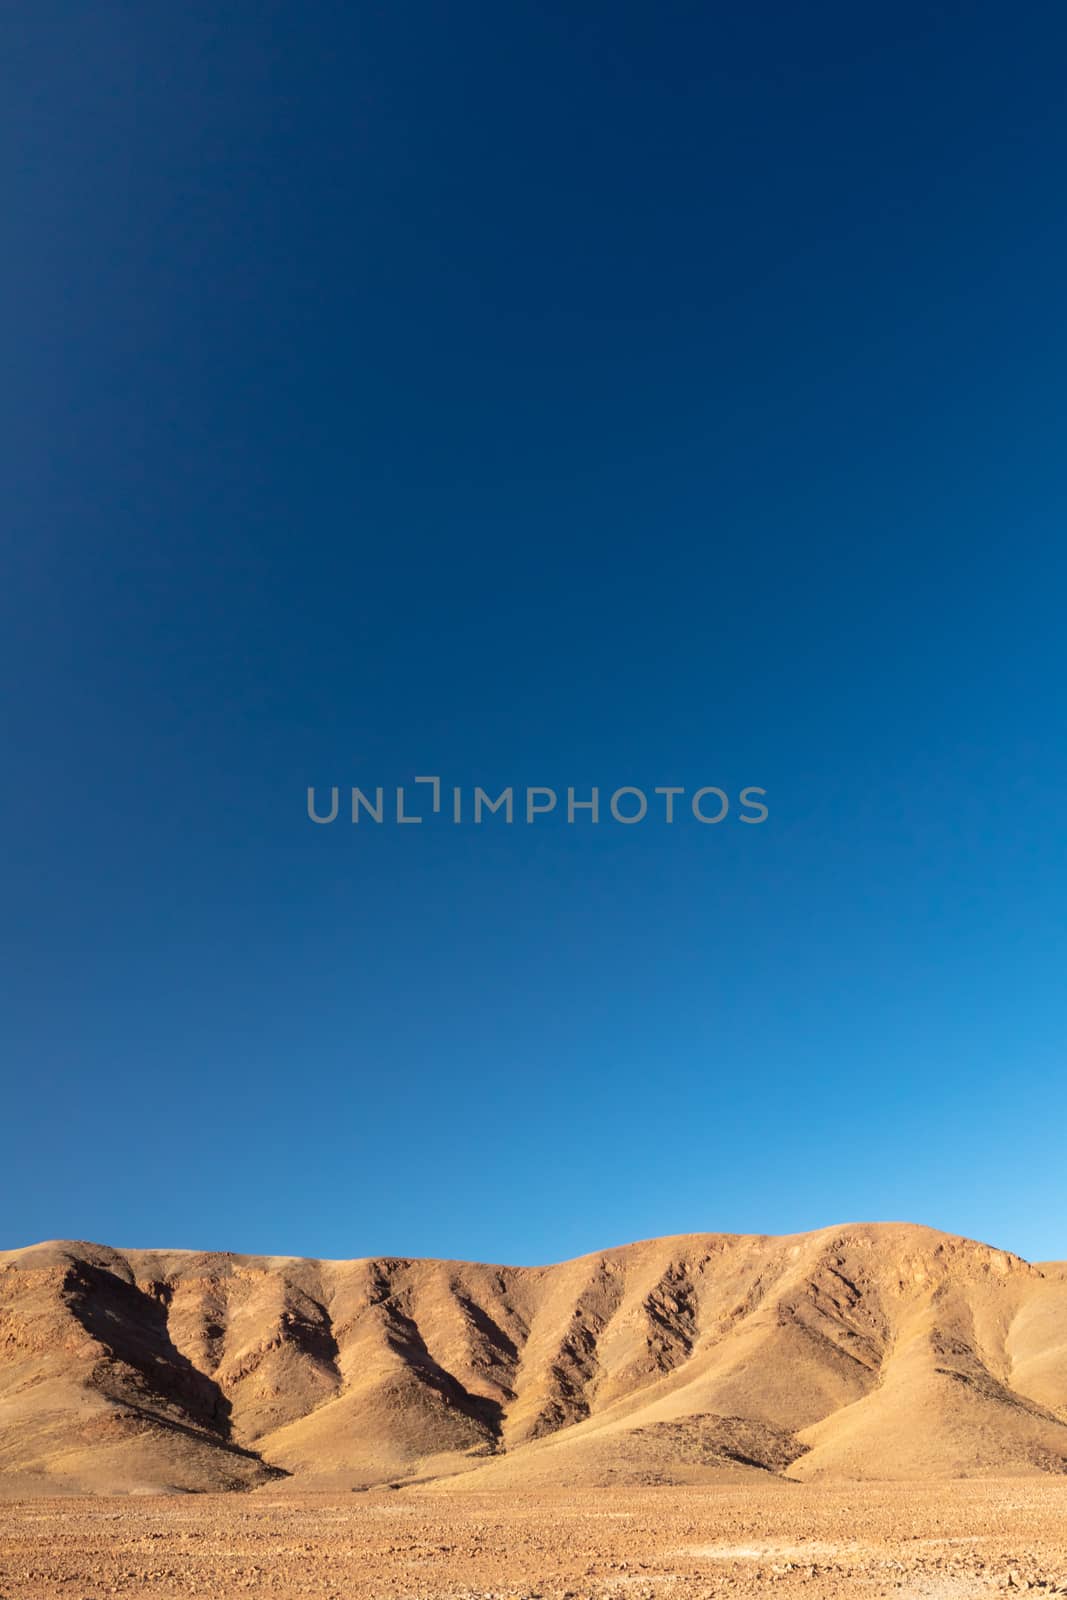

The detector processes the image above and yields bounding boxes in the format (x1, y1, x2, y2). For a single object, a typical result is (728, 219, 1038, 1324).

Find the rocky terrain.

(2, 1224, 1067, 1495)
(3, 1482, 1067, 1598)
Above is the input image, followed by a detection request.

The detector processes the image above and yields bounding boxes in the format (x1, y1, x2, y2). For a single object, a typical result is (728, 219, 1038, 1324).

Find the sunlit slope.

(2, 1225, 1066, 1493)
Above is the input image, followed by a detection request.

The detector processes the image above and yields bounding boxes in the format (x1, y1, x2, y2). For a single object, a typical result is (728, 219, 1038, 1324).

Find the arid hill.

(2, 1224, 1067, 1496)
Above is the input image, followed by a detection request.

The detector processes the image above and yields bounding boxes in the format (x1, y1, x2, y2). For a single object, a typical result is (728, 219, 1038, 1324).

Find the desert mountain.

(2, 1225, 1067, 1496)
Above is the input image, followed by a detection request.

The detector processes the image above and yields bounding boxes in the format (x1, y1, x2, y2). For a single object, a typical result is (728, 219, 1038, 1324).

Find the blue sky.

(3, 2, 1066, 1265)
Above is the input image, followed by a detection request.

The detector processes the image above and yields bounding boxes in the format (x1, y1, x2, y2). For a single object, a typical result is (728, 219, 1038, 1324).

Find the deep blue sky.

(3, 3, 1066, 1266)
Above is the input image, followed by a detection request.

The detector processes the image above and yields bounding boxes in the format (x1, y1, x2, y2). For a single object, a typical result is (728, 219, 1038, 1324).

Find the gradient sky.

(3, 2, 1066, 1266)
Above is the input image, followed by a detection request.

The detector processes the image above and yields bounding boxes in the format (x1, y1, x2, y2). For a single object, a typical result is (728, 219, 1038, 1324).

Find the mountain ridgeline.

(2, 1224, 1067, 1495)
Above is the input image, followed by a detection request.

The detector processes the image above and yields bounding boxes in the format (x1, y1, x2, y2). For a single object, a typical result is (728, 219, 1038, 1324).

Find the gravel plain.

(3, 1482, 1067, 1600)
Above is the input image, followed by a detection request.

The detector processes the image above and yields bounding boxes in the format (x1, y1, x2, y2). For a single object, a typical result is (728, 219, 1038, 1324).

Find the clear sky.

(3, 3, 1066, 1266)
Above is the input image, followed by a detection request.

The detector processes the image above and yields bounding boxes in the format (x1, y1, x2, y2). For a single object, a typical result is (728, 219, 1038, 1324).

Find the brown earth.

(2, 1225, 1067, 1496)
(3, 1482, 1067, 1598)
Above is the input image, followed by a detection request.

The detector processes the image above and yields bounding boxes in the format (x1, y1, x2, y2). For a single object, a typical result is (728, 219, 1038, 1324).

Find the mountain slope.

(2, 1225, 1066, 1494)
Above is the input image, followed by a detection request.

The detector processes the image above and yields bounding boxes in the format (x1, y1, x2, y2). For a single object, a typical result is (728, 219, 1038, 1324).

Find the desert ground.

(3, 1481, 1067, 1599)
(4, 1225, 1067, 1595)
